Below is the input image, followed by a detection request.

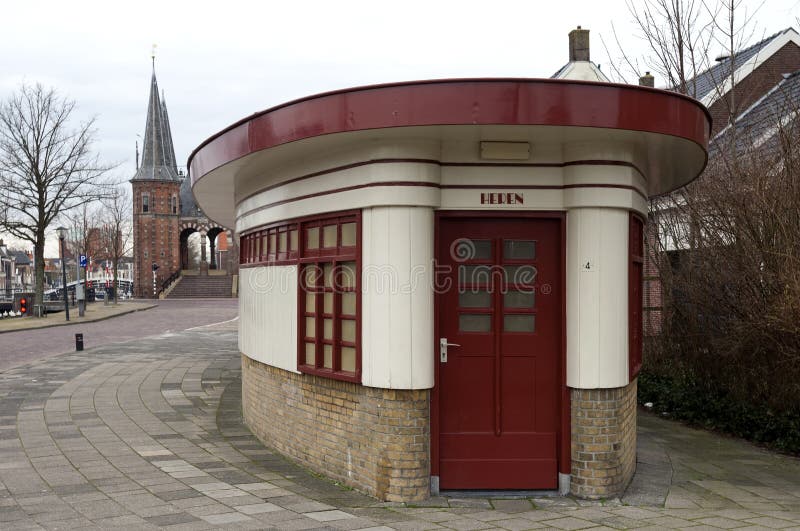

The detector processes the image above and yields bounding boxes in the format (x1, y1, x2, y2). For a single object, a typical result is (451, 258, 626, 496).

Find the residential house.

(644, 27, 800, 334)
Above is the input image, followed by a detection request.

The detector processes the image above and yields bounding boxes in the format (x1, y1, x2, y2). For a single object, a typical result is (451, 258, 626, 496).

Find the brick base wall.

(570, 379, 637, 499)
(241, 355, 430, 501)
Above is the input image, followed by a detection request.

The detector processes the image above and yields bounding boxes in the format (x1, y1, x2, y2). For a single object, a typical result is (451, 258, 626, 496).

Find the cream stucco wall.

(239, 266, 299, 374)
(361, 206, 435, 389)
(235, 136, 648, 391)
(566, 208, 630, 388)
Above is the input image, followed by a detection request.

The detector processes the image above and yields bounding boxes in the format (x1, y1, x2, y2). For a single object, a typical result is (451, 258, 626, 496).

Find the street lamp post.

(57, 226, 69, 321)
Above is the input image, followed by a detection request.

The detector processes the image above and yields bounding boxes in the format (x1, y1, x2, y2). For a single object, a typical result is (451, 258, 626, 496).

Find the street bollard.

(75, 333, 84, 352)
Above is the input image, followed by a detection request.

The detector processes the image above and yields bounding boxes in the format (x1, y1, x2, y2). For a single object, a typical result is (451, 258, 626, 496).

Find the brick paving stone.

(1, 317, 799, 530)
(644, 515, 699, 528)
(236, 481, 279, 491)
(144, 512, 200, 526)
(389, 522, 446, 531)
(491, 517, 547, 530)
(132, 505, 184, 518)
(415, 510, 470, 523)
(490, 500, 535, 513)
(37, 516, 96, 529)
(286, 501, 338, 513)
(329, 517, 383, 530)
(94, 514, 154, 527)
(744, 515, 798, 528)
(465, 511, 515, 522)
(514, 510, 574, 522)
(234, 501, 283, 514)
(568, 508, 615, 521)
(538, 516, 596, 530)
(251, 509, 311, 525)
(448, 499, 493, 510)
(439, 518, 496, 530)
(693, 516, 751, 528)
(305, 509, 357, 521)
(269, 516, 333, 530)
(531, 497, 579, 509)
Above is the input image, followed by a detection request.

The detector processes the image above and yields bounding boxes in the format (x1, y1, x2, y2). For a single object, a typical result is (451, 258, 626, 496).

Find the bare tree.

(0, 84, 113, 310)
(649, 97, 800, 416)
(602, 1, 800, 450)
(601, 0, 716, 95)
(63, 201, 100, 270)
(98, 185, 132, 304)
(705, 0, 764, 141)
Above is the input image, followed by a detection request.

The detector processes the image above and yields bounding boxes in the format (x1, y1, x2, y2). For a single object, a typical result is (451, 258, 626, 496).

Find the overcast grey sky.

(1, 0, 798, 254)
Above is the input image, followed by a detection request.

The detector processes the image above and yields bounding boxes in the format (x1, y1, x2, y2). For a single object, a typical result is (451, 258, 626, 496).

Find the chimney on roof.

(639, 72, 655, 87)
(569, 26, 591, 61)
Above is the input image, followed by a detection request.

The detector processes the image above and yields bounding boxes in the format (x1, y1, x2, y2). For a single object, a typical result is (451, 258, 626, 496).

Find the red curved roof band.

(188, 78, 711, 185)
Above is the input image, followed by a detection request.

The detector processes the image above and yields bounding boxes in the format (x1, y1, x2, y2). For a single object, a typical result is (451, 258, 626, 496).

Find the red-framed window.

(629, 213, 644, 380)
(239, 211, 361, 382)
(239, 224, 300, 265)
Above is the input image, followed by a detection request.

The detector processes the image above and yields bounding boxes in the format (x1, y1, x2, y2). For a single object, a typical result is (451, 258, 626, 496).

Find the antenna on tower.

(135, 140, 140, 170)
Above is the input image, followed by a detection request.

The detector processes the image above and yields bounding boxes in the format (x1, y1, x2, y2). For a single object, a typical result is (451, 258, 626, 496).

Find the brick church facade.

(131, 65, 236, 298)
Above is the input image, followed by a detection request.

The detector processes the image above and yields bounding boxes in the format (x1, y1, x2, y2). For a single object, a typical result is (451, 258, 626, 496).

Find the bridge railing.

(0, 288, 22, 302)
(157, 271, 181, 298)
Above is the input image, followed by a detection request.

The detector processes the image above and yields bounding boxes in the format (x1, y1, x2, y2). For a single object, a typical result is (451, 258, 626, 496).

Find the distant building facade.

(644, 27, 800, 334)
(130, 65, 236, 298)
(0, 239, 33, 295)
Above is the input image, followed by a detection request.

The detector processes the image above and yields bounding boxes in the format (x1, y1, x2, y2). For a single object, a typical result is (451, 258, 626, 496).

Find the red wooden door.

(438, 217, 561, 490)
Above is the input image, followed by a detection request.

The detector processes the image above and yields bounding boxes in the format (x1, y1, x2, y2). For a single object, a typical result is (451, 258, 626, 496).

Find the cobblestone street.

(0, 308, 799, 529)
(0, 299, 239, 372)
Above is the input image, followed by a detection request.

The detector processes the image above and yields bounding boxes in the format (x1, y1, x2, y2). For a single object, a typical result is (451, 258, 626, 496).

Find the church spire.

(131, 58, 179, 182)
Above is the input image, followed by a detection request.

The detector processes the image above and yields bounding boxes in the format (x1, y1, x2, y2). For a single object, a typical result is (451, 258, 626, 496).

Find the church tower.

(131, 64, 181, 298)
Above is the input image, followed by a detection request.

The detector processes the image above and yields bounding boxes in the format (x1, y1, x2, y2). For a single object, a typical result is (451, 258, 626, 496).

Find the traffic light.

(19, 297, 27, 315)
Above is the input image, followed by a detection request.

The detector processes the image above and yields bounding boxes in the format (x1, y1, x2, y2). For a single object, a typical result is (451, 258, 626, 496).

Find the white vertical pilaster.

(362, 206, 435, 389)
(566, 207, 629, 389)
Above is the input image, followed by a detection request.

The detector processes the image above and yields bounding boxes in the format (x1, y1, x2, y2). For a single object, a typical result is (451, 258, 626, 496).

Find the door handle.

(439, 337, 461, 363)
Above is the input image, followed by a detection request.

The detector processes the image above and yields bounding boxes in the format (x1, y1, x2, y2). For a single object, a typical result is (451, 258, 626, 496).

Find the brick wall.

(570, 379, 637, 499)
(132, 181, 181, 298)
(708, 42, 800, 136)
(643, 219, 663, 336)
(241, 355, 430, 501)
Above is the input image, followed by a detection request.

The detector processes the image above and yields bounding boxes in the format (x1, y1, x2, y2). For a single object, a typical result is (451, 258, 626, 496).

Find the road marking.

(186, 316, 239, 331)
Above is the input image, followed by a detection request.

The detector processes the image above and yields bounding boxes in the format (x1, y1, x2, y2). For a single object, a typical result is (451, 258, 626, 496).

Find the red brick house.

(644, 27, 800, 335)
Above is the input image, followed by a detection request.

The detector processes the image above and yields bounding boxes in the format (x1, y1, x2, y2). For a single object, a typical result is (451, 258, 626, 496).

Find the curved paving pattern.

(0, 321, 799, 530)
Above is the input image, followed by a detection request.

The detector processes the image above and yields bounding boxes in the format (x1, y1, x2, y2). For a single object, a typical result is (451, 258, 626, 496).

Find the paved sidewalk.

(0, 322, 799, 529)
(0, 301, 156, 334)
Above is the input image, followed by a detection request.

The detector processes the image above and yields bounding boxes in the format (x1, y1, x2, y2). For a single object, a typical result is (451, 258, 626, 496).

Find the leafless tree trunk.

(0, 84, 113, 311)
(650, 102, 800, 411)
(64, 202, 100, 280)
(601, 0, 715, 95)
(705, 0, 763, 149)
(604, 1, 800, 436)
(99, 186, 132, 305)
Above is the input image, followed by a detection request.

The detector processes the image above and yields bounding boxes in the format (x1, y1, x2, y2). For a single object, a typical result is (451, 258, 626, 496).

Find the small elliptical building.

(188, 28, 710, 501)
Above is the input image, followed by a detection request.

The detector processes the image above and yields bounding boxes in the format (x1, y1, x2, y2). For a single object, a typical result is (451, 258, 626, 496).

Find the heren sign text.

(480, 192, 524, 205)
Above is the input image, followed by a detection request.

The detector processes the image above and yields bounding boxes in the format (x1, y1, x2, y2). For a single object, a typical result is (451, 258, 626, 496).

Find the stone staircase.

(165, 275, 235, 299)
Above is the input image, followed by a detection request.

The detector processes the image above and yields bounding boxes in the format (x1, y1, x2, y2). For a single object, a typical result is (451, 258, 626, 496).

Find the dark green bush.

(638, 370, 800, 454)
